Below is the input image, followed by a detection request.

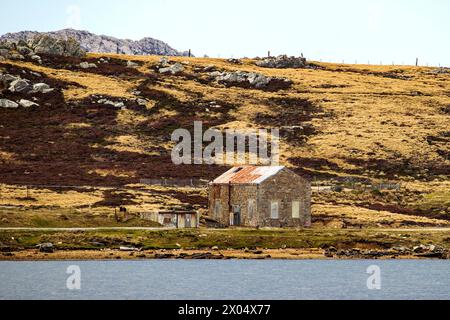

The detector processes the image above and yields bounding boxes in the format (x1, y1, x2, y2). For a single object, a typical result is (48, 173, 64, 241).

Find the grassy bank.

(1, 227, 449, 253)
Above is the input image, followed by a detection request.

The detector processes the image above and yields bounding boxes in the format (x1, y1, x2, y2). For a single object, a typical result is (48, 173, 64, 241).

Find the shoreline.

(0, 248, 442, 261)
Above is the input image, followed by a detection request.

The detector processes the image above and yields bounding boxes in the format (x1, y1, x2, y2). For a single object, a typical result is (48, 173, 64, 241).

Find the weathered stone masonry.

(209, 166, 311, 228)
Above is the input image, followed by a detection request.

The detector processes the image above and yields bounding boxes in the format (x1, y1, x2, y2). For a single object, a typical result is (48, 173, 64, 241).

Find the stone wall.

(257, 169, 311, 227)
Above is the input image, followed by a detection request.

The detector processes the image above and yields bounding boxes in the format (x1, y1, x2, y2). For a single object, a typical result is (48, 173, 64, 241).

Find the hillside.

(0, 29, 189, 56)
(0, 52, 449, 229)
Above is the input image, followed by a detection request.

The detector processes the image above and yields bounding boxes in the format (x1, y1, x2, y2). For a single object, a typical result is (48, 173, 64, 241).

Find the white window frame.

(270, 201, 279, 219)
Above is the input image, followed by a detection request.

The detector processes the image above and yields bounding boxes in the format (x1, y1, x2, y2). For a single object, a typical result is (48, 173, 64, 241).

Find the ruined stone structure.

(208, 166, 311, 228)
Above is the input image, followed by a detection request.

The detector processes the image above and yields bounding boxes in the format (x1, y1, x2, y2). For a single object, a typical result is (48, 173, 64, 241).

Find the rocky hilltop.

(0, 29, 189, 56)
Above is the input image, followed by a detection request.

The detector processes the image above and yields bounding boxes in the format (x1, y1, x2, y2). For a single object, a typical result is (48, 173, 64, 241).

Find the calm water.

(0, 260, 448, 300)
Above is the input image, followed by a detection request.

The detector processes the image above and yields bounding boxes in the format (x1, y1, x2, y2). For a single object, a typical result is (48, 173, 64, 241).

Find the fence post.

(416, 58, 418, 66)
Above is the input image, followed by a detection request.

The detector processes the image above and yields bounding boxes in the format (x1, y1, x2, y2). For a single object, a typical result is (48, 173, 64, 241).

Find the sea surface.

(0, 260, 448, 300)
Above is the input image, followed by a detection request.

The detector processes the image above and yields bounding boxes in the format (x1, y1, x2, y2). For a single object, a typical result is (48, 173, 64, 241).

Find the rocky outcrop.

(0, 29, 190, 56)
(0, 34, 85, 62)
(210, 70, 292, 90)
(256, 55, 307, 69)
(28, 34, 85, 57)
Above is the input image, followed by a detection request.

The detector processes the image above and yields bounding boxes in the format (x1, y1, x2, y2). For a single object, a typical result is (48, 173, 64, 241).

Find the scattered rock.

(159, 57, 170, 67)
(227, 58, 243, 65)
(29, 71, 42, 77)
(9, 53, 25, 60)
(37, 243, 54, 253)
(79, 61, 97, 69)
(30, 55, 42, 64)
(179, 252, 225, 260)
(17, 45, 33, 56)
(203, 65, 216, 72)
(256, 54, 307, 69)
(97, 98, 125, 108)
(0, 99, 19, 108)
(8, 78, 32, 93)
(154, 253, 175, 259)
(119, 246, 139, 252)
(211, 70, 292, 89)
(18, 99, 39, 108)
(159, 62, 184, 75)
(412, 244, 446, 258)
(0, 73, 19, 86)
(427, 67, 450, 75)
(136, 98, 148, 106)
(126, 60, 139, 67)
(32, 83, 53, 93)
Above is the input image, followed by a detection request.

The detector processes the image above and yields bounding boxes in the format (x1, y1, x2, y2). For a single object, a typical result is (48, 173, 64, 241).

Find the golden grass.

(2, 54, 449, 228)
(0, 184, 104, 208)
(4, 60, 136, 100)
(313, 204, 448, 227)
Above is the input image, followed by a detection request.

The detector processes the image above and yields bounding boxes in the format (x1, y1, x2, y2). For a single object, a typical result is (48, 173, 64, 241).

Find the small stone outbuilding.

(208, 166, 311, 228)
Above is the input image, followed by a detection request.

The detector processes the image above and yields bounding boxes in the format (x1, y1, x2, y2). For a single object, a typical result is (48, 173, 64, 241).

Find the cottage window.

(214, 200, 221, 218)
(292, 201, 300, 218)
(270, 201, 279, 219)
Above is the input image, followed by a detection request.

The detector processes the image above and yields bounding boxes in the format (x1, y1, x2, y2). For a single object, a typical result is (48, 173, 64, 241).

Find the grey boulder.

(8, 79, 32, 93)
(256, 55, 307, 69)
(0, 73, 19, 86)
(213, 71, 290, 89)
(32, 83, 54, 93)
(79, 61, 97, 69)
(0, 99, 19, 108)
(18, 99, 39, 108)
(159, 62, 184, 75)
(126, 60, 139, 67)
(37, 242, 54, 253)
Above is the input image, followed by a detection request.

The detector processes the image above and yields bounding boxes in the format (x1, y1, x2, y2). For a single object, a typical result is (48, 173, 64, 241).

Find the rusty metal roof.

(212, 166, 285, 184)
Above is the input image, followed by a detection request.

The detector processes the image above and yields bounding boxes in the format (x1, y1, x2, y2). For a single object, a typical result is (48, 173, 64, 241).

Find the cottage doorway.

(232, 206, 241, 226)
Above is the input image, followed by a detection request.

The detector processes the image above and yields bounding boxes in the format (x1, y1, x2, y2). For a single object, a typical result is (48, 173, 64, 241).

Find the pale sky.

(1, 0, 449, 66)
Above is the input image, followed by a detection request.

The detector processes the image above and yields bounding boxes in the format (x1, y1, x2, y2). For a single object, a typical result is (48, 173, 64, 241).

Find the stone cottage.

(208, 166, 311, 228)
